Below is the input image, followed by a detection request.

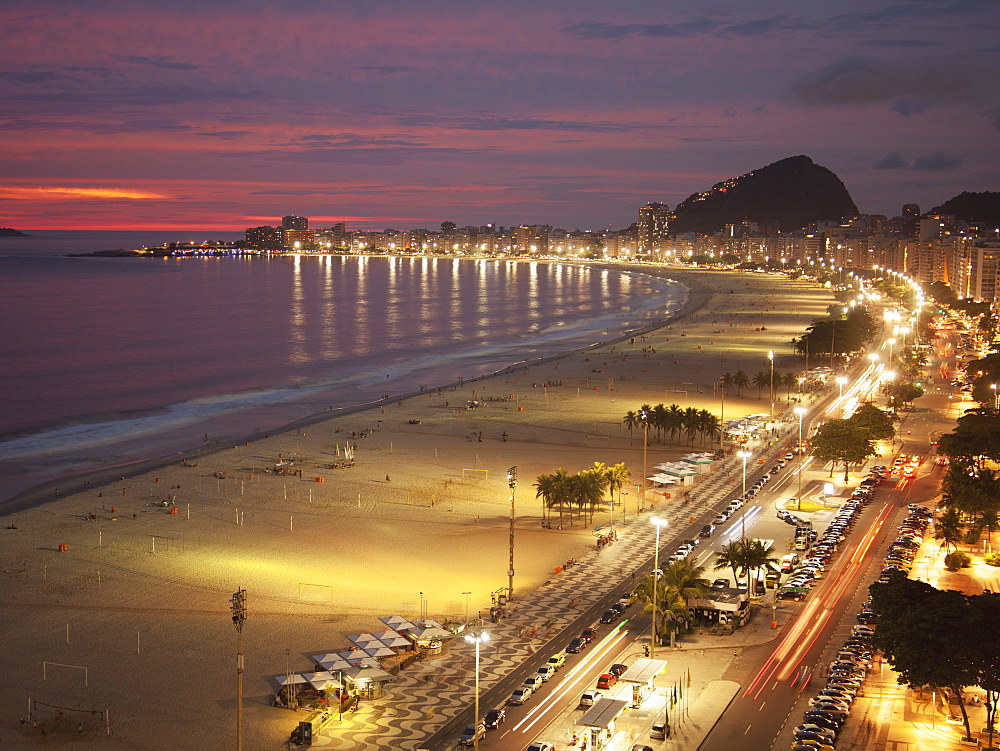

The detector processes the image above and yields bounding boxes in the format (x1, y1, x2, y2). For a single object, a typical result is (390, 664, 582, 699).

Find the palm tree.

(752, 370, 771, 399)
(651, 403, 669, 443)
(935, 507, 965, 553)
(661, 559, 709, 628)
(623, 410, 641, 443)
(682, 407, 700, 445)
(633, 573, 686, 643)
(576, 469, 608, 523)
(534, 468, 571, 527)
(697, 409, 720, 446)
(740, 538, 781, 587)
(713, 541, 745, 585)
(607, 462, 630, 515)
(782, 371, 799, 397)
(665, 403, 685, 444)
(733, 370, 750, 398)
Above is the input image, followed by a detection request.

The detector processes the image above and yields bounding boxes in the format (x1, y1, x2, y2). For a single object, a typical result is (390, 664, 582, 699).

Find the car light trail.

(510, 626, 630, 735)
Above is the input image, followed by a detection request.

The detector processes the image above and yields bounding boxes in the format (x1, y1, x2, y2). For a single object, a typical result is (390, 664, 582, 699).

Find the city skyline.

(1, 0, 997, 231)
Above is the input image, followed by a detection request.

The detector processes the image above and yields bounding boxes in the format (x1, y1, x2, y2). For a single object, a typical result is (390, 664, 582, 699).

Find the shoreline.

(0, 261, 708, 516)
(0, 265, 836, 749)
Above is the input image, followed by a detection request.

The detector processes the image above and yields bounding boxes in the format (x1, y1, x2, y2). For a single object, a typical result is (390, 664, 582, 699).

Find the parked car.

(484, 708, 506, 728)
(650, 723, 669, 739)
(608, 663, 628, 677)
(600, 609, 618, 624)
(700, 524, 716, 537)
(596, 673, 618, 689)
(509, 686, 532, 705)
(459, 722, 486, 746)
(536, 665, 556, 682)
(546, 653, 566, 670)
(580, 627, 597, 643)
(525, 743, 555, 751)
(579, 689, 603, 706)
(566, 638, 586, 653)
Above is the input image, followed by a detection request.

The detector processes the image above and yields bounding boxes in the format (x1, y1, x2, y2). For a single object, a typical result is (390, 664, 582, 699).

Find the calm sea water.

(0, 232, 686, 502)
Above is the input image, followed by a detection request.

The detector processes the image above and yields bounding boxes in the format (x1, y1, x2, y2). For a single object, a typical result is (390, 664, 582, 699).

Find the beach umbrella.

(343, 665, 394, 683)
(340, 649, 372, 663)
(373, 631, 411, 648)
(363, 645, 396, 658)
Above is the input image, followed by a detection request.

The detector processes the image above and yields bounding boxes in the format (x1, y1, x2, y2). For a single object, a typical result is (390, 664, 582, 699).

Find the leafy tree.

(733, 370, 750, 398)
(869, 572, 978, 741)
(849, 403, 896, 443)
(659, 559, 709, 630)
(809, 418, 877, 481)
(887, 381, 925, 410)
(534, 468, 571, 526)
(740, 538, 781, 582)
(971, 593, 1000, 749)
(938, 412, 1000, 468)
(633, 573, 686, 643)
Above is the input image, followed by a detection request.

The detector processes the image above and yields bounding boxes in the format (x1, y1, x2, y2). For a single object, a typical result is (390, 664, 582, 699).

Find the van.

(780, 553, 800, 573)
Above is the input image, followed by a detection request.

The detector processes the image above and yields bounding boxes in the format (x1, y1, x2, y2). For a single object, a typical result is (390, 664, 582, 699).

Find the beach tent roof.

(372, 631, 411, 648)
(343, 665, 394, 683)
(312, 654, 352, 671)
(301, 670, 343, 690)
(363, 645, 396, 658)
(379, 615, 417, 631)
(273, 673, 308, 686)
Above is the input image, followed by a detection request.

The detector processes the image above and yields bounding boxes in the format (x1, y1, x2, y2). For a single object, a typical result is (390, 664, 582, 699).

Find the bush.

(985, 552, 1000, 567)
(944, 551, 971, 571)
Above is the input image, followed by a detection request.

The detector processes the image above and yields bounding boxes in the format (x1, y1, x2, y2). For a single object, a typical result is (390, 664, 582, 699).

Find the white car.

(535, 665, 556, 681)
(579, 689, 603, 706)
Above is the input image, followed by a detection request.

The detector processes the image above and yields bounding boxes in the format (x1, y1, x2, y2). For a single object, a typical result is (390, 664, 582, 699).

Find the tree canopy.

(809, 418, 877, 481)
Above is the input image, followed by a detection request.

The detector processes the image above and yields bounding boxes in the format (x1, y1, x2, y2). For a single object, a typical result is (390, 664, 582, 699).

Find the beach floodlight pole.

(650, 517, 668, 658)
(230, 587, 247, 751)
(464, 631, 489, 750)
(507, 467, 517, 602)
(463, 591, 472, 625)
(719, 376, 725, 454)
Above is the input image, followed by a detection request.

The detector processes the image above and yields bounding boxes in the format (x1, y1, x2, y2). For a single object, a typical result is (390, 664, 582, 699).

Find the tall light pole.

(737, 451, 751, 541)
(794, 407, 807, 506)
(650, 517, 668, 658)
(887, 338, 896, 366)
(230, 588, 247, 751)
(464, 631, 490, 750)
(719, 376, 726, 455)
(507, 467, 517, 601)
(992, 384, 999, 412)
(462, 591, 472, 625)
(867, 353, 880, 400)
(768, 350, 775, 420)
(640, 409, 649, 510)
(836, 376, 847, 399)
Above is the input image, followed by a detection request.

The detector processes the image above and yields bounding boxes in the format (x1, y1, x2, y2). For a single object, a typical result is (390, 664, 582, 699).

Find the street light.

(794, 407, 807, 506)
(737, 451, 751, 540)
(507, 467, 517, 601)
(867, 353, 880, 400)
(650, 517, 668, 658)
(230, 588, 247, 751)
(768, 350, 775, 419)
(464, 631, 490, 750)
(462, 591, 472, 625)
(641, 409, 649, 510)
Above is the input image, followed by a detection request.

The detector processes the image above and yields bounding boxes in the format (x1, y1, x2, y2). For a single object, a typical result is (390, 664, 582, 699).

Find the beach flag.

(686, 667, 691, 689)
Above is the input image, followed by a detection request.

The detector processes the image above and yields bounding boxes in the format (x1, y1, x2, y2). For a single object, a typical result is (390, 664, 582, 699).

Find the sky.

(1, 0, 998, 232)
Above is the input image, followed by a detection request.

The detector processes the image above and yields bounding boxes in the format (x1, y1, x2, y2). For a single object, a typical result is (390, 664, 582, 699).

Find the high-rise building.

(637, 202, 670, 253)
(245, 225, 282, 250)
(282, 215, 309, 231)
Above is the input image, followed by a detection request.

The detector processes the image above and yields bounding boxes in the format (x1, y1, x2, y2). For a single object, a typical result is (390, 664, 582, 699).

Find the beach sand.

(0, 266, 834, 749)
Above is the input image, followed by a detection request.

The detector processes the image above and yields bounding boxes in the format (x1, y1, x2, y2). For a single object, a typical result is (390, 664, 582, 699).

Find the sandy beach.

(0, 265, 834, 749)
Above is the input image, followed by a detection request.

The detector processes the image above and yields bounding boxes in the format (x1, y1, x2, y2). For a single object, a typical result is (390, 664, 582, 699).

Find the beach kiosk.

(575, 697, 629, 749)
(617, 657, 668, 708)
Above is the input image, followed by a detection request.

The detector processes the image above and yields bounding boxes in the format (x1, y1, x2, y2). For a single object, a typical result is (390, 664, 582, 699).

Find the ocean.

(0, 231, 687, 503)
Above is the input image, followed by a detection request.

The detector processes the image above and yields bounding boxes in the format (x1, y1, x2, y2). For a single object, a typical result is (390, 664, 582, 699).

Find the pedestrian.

(386, 475, 390, 482)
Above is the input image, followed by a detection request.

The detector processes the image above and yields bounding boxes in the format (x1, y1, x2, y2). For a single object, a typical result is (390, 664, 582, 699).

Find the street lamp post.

(650, 517, 668, 658)
(768, 350, 775, 420)
(737, 451, 751, 540)
(794, 407, 807, 507)
(464, 631, 490, 750)
(507, 467, 517, 602)
(230, 588, 247, 751)
(462, 591, 472, 625)
(992, 384, 998, 412)
(641, 410, 649, 510)
(719, 376, 726, 455)
(836, 376, 847, 399)
(867, 353, 880, 400)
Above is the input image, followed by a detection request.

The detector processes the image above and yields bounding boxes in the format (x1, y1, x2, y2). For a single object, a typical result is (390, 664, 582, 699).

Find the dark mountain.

(927, 192, 1000, 229)
(0, 227, 30, 236)
(670, 155, 858, 234)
